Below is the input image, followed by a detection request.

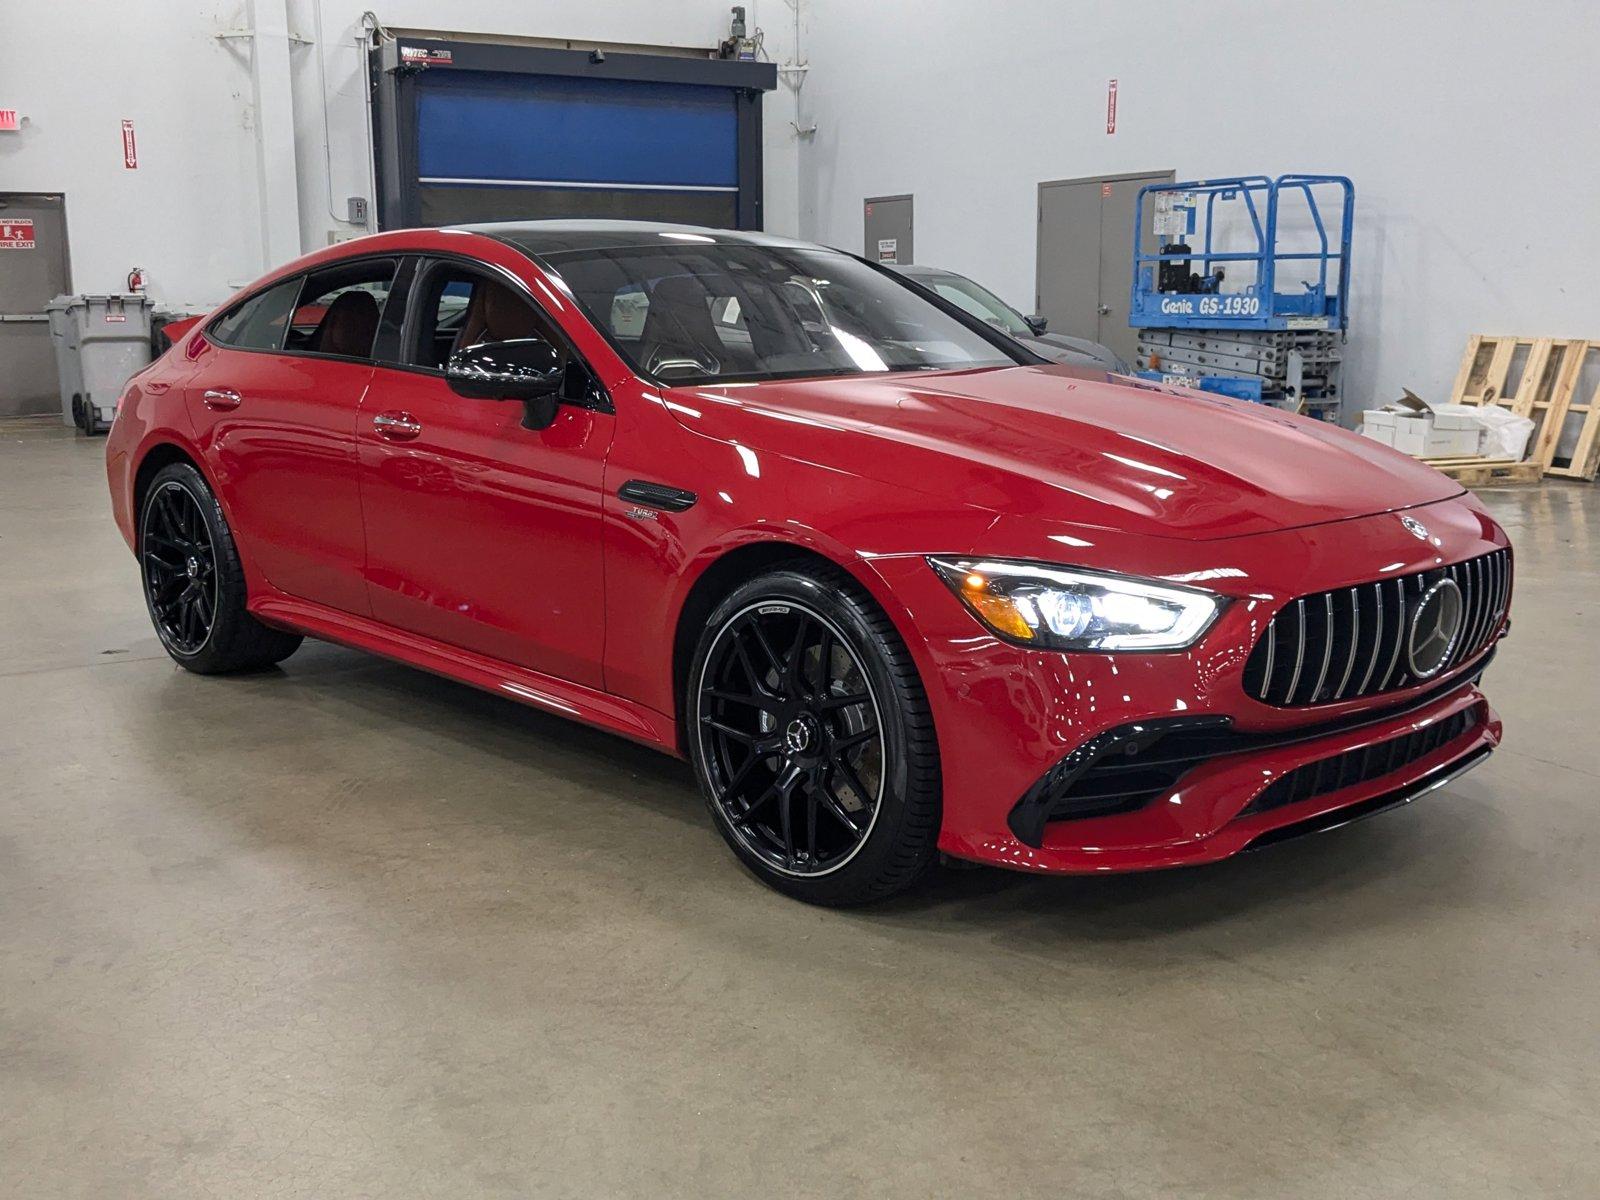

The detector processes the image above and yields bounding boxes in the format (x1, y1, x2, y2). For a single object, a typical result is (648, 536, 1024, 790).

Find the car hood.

(664, 365, 1464, 542)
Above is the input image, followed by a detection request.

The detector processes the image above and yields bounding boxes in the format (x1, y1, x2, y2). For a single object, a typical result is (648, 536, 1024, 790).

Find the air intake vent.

(1243, 707, 1479, 815)
(1242, 549, 1509, 707)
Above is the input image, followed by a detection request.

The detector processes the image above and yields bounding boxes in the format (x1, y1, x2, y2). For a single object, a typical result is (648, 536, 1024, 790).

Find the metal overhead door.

(371, 39, 776, 231)
(417, 73, 739, 227)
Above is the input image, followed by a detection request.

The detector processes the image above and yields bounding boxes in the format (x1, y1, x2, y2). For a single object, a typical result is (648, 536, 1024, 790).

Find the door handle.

(1097, 304, 1112, 316)
(372, 410, 422, 440)
(202, 388, 242, 411)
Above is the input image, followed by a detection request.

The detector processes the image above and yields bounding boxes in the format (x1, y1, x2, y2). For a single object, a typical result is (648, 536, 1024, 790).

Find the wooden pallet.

(1449, 335, 1600, 480)
(1422, 455, 1545, 487)
(1551, 357, 1600, 481)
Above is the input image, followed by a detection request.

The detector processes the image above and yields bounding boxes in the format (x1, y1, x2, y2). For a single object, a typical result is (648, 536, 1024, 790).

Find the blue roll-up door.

(414, 71, 742, 227)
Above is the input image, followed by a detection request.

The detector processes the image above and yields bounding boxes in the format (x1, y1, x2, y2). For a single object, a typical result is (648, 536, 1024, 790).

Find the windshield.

(921, 273, 1032, 338)
(538, 242, 1020, 386)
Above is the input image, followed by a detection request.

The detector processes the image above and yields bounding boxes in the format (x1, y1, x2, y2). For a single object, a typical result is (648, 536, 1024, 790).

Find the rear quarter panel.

(106, 352, 201, 550)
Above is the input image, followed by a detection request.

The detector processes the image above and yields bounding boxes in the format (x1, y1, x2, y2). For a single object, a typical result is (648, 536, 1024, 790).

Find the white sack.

(1469, 406, 1536, 461)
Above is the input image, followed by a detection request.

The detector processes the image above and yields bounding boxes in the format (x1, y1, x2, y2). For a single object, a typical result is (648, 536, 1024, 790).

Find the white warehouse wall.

(795, 0, 1600, 416)
(0, 0, 802, 312)
(5, 0, 1593, 412)
(0, 3, 264, 309)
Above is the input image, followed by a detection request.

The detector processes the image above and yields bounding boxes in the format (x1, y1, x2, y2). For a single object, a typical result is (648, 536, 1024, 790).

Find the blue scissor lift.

(1129, 175, 1354, 419)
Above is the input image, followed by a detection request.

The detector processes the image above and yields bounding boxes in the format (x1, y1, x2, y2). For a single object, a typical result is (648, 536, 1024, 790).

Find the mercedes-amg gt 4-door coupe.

(107, 222, 1510, 905)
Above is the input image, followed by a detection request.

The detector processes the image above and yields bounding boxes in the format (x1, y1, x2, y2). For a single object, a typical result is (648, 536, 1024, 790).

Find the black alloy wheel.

(688, 565, 941, 905)
(698, 600, 884, 874)
(137, 461, 303, 674)
(142, 479, 218, 655)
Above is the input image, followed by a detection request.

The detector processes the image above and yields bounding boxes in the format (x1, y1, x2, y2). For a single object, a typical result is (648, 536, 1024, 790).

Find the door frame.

(1034, 169, 1174, 315)
(0, 191, 73, 301)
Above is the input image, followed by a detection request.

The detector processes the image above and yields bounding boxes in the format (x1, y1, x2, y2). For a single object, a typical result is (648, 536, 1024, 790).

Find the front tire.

(138, 462, 302, 674)
(687, 563, 941, 906)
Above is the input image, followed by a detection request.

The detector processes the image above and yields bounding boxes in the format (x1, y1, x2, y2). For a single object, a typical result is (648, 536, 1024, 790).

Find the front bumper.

(994, 676, 1498, 872)
(866, 494, 1509, 874)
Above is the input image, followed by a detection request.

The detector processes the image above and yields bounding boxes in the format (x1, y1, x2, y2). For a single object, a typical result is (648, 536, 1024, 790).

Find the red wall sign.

(0, 109, 19, 132)
(121, 118, 138, 169)
(0, 219, 36, 250)
(1106, 79, 1118, 135)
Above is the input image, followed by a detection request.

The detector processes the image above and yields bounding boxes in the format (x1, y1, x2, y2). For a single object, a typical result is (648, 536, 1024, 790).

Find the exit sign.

(0, 109, 19, 132)
(0, 219, 36, 249)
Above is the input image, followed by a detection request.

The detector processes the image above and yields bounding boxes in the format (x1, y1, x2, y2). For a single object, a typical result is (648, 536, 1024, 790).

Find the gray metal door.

(1035, 181, 1101, 353)
(0, 193, 71, 418)
(864, 195, 913, 266)
(1036, 171, 1171, 365)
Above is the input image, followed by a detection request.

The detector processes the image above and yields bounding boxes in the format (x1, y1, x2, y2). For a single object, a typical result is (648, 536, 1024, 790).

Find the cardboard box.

(1391, 419, 1481, 459)
(1372, 390, 1483, 460)
(1361, 409, 1397, 446)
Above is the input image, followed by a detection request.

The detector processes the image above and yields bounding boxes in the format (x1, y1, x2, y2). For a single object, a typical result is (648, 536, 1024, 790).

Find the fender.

(125, 423, 278, 603)
(673, 520, 936, 675)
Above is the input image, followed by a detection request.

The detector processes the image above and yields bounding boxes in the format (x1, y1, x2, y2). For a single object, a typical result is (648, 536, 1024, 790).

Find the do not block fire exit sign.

(1, 219, 36, 250)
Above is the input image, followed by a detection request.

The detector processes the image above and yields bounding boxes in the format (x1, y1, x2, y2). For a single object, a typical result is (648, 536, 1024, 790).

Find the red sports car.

(106, 222, 1509, 905)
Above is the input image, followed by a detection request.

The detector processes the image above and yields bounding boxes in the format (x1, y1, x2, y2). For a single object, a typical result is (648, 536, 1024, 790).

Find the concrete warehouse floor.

(1, 416, 1597, 1199)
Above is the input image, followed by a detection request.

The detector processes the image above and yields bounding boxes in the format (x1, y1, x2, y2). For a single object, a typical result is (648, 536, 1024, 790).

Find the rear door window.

(284, 259, 398, 361)
(209, 279, 301, 351)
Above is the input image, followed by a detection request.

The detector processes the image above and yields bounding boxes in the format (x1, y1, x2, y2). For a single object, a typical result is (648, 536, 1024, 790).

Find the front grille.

(1243, 707, 1479, 815)
(1242, 548, 1509, 707)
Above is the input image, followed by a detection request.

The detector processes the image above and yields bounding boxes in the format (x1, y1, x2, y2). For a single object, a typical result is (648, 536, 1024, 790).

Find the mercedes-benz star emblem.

(1400, 514, 1430, 541)
(783, 718, 814, 755)
(1407, 578, 1465, 678)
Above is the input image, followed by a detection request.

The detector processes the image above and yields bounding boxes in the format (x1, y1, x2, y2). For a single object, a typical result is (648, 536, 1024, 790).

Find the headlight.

(927, 557, 1224, 651)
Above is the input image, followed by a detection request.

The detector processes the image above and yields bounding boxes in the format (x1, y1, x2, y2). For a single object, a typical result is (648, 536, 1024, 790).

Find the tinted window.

(544, 243, 1019, 385)
(209, 279, 301, 351)
(284, 259, 397, 361)
(407, 265, 562, 371)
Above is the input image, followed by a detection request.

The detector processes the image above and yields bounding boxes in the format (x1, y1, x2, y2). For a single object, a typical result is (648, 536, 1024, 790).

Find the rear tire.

(138, 462, 303, 674)
(687, 562, 941, 906)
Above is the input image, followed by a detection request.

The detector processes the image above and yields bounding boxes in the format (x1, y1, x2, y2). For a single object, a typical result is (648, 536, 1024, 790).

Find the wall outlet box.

(346, 196, 369, 225)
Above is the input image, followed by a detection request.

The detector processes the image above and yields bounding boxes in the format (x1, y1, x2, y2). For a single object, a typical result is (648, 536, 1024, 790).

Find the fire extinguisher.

(127, 267, 147, 293)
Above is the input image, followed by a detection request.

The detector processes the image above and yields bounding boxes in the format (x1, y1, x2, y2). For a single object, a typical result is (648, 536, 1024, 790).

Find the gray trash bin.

(44, 293, 155, 434)
(44, 297, 84, 429)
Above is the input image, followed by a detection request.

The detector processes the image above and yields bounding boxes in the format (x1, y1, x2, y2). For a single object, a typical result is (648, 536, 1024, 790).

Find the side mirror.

(1024, 313, 1049, 336)
(446, 338, 566, 429)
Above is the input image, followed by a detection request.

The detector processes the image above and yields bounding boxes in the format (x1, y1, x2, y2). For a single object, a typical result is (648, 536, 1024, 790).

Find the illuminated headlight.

(927, 557, 1225, 652)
